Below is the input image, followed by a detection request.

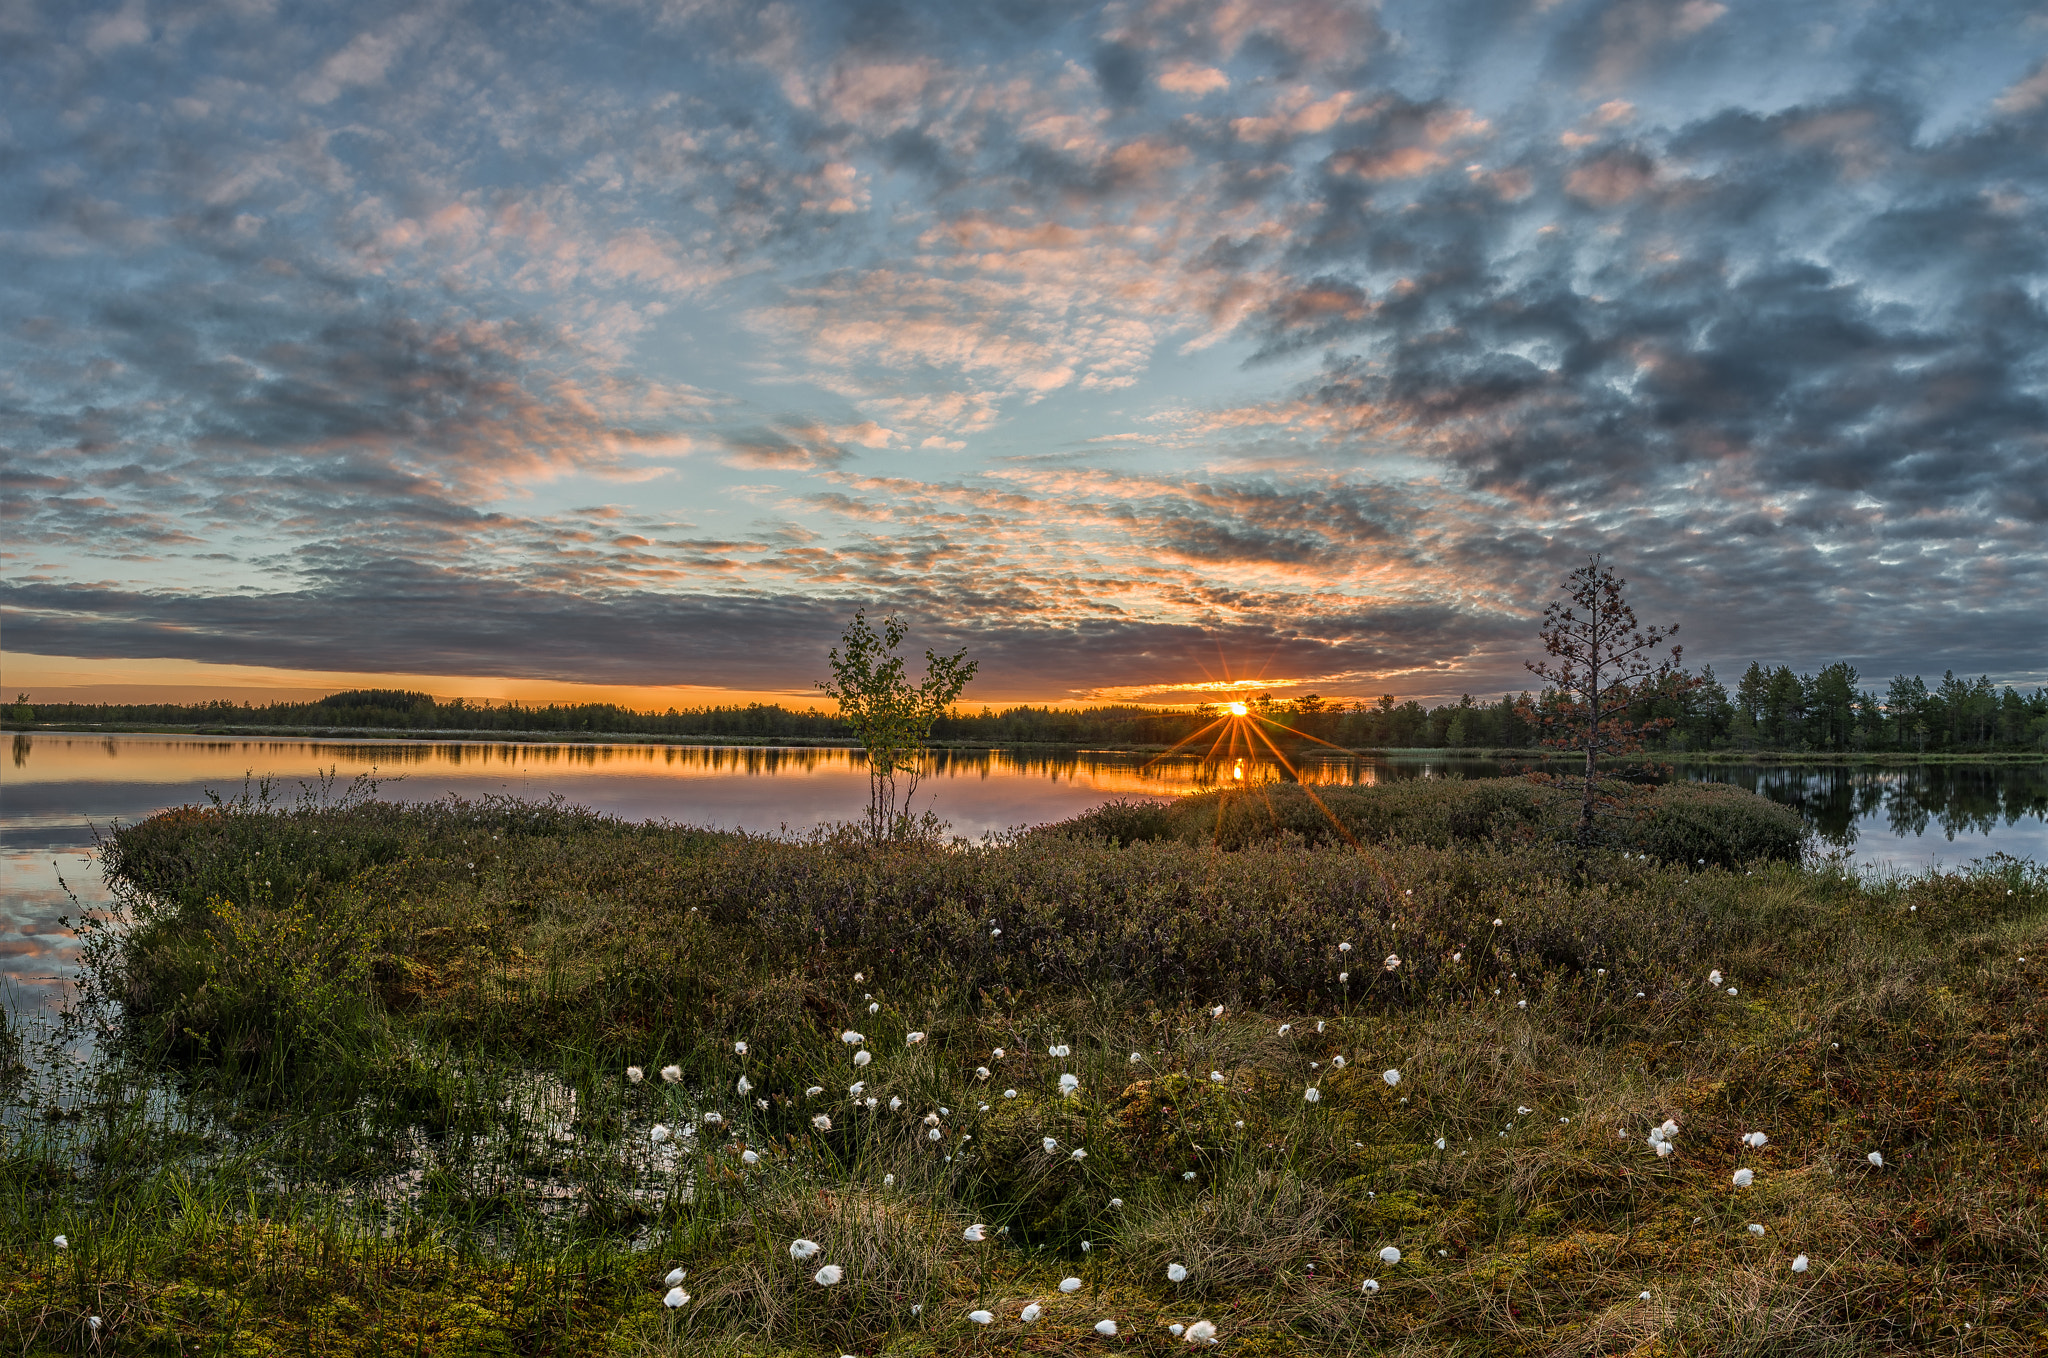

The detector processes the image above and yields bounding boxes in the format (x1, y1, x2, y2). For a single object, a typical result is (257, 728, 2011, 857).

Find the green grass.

(4, 780, 2046, 1355)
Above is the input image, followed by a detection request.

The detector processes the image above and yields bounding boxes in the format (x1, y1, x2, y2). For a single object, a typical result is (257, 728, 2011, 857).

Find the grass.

(3, 778, 2046, 1355)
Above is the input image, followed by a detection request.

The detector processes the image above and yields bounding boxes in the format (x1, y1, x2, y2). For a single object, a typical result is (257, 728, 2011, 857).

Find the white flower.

(849, 1082, 865, 1096)
(1338, 971, 1349, 983)
(1095, 1320, 1119, 1337)
(1170, 1323, 1184, 1337)
(1709, 969, 1723, 986)
(883, 1173, 895, 1185)
(964, 1223, 988, 1242)
(1744, 1132, 1768, 1148)
(742, 1149, 760, 1165)
(1384, 953, 1402, 971)
(1021, 1302, 1043, 1322)
(1110, 1197, 1123, 1207)
(1004, 1089, 1018, 1099)
(1277, 1023, 1292, 1035)
(1747, 1223, 1766, 1235)
(853, 1049, 872, 1068)
(841, 1030, 864, 1046)
(1492, 918, 1503, 927)
(890, 1096, 903, 1110)
(736, 1075, 752, 1094)
(1434, 1137, 1447, 1150)
(1382, 1068, 1400, 1087)
(1338, 941, 1352, 953)
(812, 1114, 833, 1131)
(1050, 1043, 1071, 1057)
(1060, 1277, 1083, 1293)
(1043, 1137, 1059, 1153)
(1071, 1147, 1088, 1160)
(1183, 1170, 1197, 1181)
(1728, 987, 1738, 996)
(1185, 1319, 1218, 1345)
(1060, 1073, 1081, 1097)
(1867, 1151, 1884, 1168)
(734, 1041, 748, 1055)
(991, 927, 1002, 938)
(1210, 1071, 1224, 1083)
(53, 1235, 68, 1250)
(1638, 1290, 1653, 1301)
(927, 1128, 941, 1141)
(626, 1066, 645, 1084)
(1655, 1141, 1675, 1158)
(88, 1318, 101, 1331)
(1167, 1262, 1189, 1282)
(969, 1310, 993, 1325)
(1129, 1052, 1142, 1063)
(1361, 1279, 1380, 1294)
(805, 1085, 823, 1096)
(1211, 1004, 1225, 1018)
(1791, 1254, 1809, 1273)
(1379, 1246, 1401, 1265)
(790, 1239, 821, 1260)
(664, 1286, 690, 1307)
(814, 1264, 843, 1286)
(651, 1124, 671, 1144)
(666, 1267, 687, 1286)
(1660, 1119, 1680, 1138)
(868, 1002, 880, 1015)
(1081, 1240, 1092, 1252)
(993, 1047, 1005, 1059)
(907, 1031, 927, 1046)
(1304, 1087, 1321, 1103)
(1732, 1168, 1754, 1188)
(864, 1097, 878, 1109)
(853, 972, 864, 981)
(975, 1066, 990, 1080)
(661, 1065, 683, 1084)
(1330, 1055, 1347, 1069)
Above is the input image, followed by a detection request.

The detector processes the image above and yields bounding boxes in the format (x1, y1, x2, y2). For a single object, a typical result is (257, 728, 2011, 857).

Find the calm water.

(5, 732, 2045, 1016)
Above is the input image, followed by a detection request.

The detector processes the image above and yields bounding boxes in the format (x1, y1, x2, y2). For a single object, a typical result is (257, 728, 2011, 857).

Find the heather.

(4, 781, 2045, 1355)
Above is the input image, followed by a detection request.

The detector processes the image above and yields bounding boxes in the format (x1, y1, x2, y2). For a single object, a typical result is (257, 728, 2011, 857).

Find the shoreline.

(5, 720, 2042, 765)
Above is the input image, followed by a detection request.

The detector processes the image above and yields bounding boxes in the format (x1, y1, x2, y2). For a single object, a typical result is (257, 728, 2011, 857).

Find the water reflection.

(4, 732, 2044, 1018)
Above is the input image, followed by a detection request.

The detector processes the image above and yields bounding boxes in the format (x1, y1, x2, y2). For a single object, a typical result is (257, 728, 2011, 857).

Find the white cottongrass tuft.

(840, 1030, 864, 1045)
(1167, 1262, 1188, 1282)
(1021, 1302, 1043, 1322)
(650, 1124, 671, 1144)
(1638, 1291, 1653, 1301)
(1095, 1320, 1119, 1337)
(969, 1310, 993, 1325)
(1050, 1043, 1071, 1057)
(813, 1264, 843, 1286)
(661, 1065, 682, 1083)
(666, 1268, 686, 1286)
(853, 1049, 872, 1068)
(1044, 1137, 1059, 1153)
(733, 1041, 747, 1055)
(868, 1001, 879, 1015)
(1709, 969, 1723, 986)
(1338, 941, 1352, 953)
(1361, 1279, 1380, 1294)
(54, 1235, 68, 1250)
(1211, 1004, 1225, 1018)
(1384, 953, 1401, 971)
(805, 1085, 824, 1097)
(1338, 971, 1349, 983)
(1004, 1089, 1017, 1098)
(812, 1114, 832, 1131)
(927, 1128, 941, 1141)
(963, 1223, 987, 1242)
(1185, 1319, 1218, 1344)
(1791, 1254, 1810, 1273)
(1382, 1068, 1400, 1086)
(664, 1286, 690, 1307)
(1748, 1223, 1766, 1235)
(1060, 1277, 1083, 1293)
(992, 1047, 1005, 1059)
(1071, 1147, 1087, 1160)
(741, 1149, 759, 1165)
(1732, 1168, 1754, 1188)
(1304, 1086, 1321, 1103)
(1209, 1071, 1224, 1083)
(1744, 1131, 1768, 1148)
(1379, 1246, 1401, 1265)
(626, 1065, 644, 1084)
(1330, 1055, 1346, 1068)
(1060, 1073, 1081, 1096)
(736, 1075, 751, 1094)
(1170, 1323, 1184, 1337)
(883, 1173, 895, 1185)
(1277, 1023, 1291, 1035)
(1434, 1137, 1447, 1151)
(907, 1031, 926, 1045)
(1183, 1170, 1197, 1181)
(975, 1066, 990, 1080)
(1867, 1151, 1885, 1168)
(1129, 1051, 1143, 1063)
(789, 1239, 820, 1260)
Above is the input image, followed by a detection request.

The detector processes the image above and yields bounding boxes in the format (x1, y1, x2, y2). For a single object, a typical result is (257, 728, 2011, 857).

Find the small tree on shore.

(818, 611, 977, 843)
(1522, 557, 1695, 853)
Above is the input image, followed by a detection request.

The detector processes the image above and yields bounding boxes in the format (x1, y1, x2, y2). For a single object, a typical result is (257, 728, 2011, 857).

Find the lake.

(6, 731, 2045, 1017)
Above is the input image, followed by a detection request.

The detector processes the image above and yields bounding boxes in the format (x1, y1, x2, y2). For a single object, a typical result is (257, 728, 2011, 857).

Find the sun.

(1227, 701, 1248, 716)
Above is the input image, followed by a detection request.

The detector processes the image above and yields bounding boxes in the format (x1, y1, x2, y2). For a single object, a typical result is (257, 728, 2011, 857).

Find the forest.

(12, 662, 2047, 753)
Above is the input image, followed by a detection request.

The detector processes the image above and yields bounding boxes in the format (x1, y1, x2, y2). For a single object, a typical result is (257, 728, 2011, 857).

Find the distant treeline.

(10, 665, 2048, 752)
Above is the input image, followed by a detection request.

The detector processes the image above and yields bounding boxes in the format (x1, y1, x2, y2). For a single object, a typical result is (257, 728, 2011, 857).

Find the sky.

(4, 0, 2046, 710)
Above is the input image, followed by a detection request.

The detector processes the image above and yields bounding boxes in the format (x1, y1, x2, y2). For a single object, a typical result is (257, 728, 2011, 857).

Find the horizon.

(5, 1, 2045, 702)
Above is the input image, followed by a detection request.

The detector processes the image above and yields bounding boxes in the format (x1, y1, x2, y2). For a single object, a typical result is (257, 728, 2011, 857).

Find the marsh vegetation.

(4, 776, 2045, 1355)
